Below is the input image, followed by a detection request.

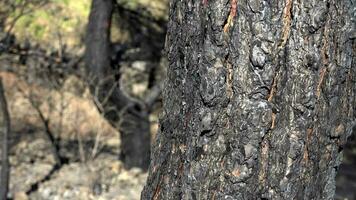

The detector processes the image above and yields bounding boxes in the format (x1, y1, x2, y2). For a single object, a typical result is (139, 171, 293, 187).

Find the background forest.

(0, 0, 354, 200)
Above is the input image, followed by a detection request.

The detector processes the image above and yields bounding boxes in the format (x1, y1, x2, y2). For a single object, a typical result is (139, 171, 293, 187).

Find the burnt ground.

(1, 124, 147, 200)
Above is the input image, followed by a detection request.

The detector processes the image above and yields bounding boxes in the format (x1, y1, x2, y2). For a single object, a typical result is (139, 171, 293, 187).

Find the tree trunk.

(85, 0, 150, 170)
(142, 0, 355, 199)
(0, 78, 10, 200)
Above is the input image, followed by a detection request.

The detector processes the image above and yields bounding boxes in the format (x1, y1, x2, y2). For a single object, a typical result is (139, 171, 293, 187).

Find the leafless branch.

(16, 85, 63, 166)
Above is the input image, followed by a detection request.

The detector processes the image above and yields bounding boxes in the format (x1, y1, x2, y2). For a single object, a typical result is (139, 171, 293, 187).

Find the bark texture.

(142, 0, 355, 199)
(85, 0, 150, 169)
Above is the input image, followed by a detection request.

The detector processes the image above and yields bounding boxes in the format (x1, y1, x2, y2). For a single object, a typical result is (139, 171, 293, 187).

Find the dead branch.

(16, 85, 63, 166)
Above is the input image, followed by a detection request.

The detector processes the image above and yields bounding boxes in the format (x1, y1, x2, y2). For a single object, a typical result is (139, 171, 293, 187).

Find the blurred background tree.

(84, 0, 167, 170)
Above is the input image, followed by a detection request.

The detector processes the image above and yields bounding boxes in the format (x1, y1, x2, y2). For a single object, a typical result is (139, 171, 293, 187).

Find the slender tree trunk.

(142, 0, 355, 199)
(85, 0, 150, 169)
(0, 78, 10, 200)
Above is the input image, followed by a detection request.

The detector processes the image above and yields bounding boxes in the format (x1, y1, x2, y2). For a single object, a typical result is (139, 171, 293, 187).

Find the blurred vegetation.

(3, 0, 90, 49)
(2, 0, 168, 50)
(117, 0, 168, 19)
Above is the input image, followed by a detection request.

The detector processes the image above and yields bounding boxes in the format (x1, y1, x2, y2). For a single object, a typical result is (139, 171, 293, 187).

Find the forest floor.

(0, 72, 149, 200)
(5, 127, 147, 200)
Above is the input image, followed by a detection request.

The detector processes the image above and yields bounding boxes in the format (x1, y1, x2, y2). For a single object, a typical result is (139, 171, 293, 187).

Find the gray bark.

(0, 78, 10, 200)
(85, 0, 150, 169)
(142, 0, 355, 199)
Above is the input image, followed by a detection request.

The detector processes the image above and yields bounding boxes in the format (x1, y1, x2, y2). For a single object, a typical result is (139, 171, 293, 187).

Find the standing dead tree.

(85, 0, 166, 170)
(0, 78, 10, 200)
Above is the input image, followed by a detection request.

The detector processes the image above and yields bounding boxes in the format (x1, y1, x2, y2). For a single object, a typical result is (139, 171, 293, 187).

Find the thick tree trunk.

(85, 0, 150, 170)
(142, 0, 355, 199)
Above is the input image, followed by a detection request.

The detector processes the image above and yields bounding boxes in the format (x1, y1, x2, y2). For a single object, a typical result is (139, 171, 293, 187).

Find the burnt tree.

(142, 0, 355, 199)
(0, 78, 10, 200)
(85, 0, 151, 169)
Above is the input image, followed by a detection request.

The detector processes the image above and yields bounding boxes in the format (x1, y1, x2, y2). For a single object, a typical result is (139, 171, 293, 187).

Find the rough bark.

(0, 78, 10, 200)
(142, 0, 355, 199)
(85, 0, 150, 170)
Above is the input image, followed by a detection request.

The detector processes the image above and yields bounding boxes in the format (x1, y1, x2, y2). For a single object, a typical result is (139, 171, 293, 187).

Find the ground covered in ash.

(0, 72, 150, 200)
(4, 129, 147, 200)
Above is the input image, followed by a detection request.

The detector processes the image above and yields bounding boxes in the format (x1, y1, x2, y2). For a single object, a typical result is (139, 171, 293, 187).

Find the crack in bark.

(316, 67, 327, 99)
(226, 61, 234, 100)
(302, 128, 314, 165)
(267, 74, 278, 102)
(317, 28, 330, 99)
(152, 178, 162, 200)
(271, 112, 276, 129)
(316, 20, 328, 100)
(278, 0, 293, 49)
(258, 140, 269, 186)
(223, 0, 237, 33)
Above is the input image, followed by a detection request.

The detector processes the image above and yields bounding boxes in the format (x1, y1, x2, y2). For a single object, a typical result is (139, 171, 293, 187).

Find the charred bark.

(0, 78, 10, 200)
(85, 0, 150, 170)
(142, 0, 355, 199)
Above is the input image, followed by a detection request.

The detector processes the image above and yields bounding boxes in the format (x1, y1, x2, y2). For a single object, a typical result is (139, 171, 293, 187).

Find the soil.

(2, 127, 147, 200)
